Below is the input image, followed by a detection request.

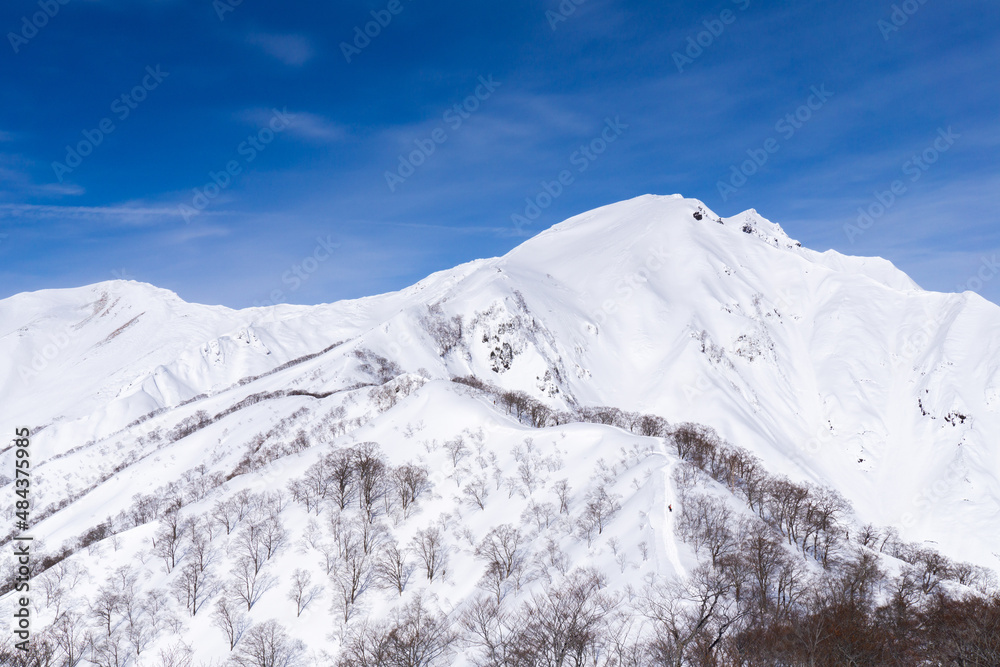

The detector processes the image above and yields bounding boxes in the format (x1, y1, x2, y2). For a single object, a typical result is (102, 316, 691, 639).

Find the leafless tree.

(173, 561, 213, 616)
(462, 595, 515, 666)
(230, 556, 276, 611)
(337, 596, 457, 667)
(375, 540, 413, 596)
(462, 475, 490, 510)
(354, 443, 388, 522)
(287, 569, 320, 617)
(230, 620, 306, 667)
(475, 524, 525, 582)
(554, 479, 571, 514)
(639, 565, 740, 667)
(393, 463, 431, 517)
(90, 585, 122, 637)
(444, 437, 470, 468)
(233, 519, 267, 574)
(88, 629, 129, 667)
(157, 640, 194, 667)
(213, 596, 249, 650)
(51, 610, 87, 667)
(39, 567, 67, 616)
(333, 546, 373, 622)
(189, 530, 218, 573)
(412, 527, 448, 582)
(506, 568, 615, 667)
(152, 510, 185, 573)
(259, 514, 288, 561)
(212, 497, 240, 535)
(584, 485, 621, 535)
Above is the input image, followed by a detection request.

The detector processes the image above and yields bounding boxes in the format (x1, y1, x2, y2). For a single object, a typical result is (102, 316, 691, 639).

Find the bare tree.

(412, 527, 448, 583)
(639, 565, 740, 667)
(90, 585, 122, 637)
(462, 476, 490, 511)
(475, 525, 525, 581)
(189, 530, 218, 573)
(507, 568, 615, 667)
(393, 463, 431, 517)
(287, 569, 320, 617)
(554, 479, 572, 514)
(152, 510, 185, 573)
(230, 556, 276, 611)
(375, 540, 413, 596)
(89, 629, 129, 667)
(213, 596, 249, 651)
(39, 567, 67, 616)
(337, 596, 457, 667)
(584, 485, 621, 534)
(51, 610, 87, 667)
(173, 561, 213, 616)
(328, 449, 357, 511)
(462, 595, 515, 667)
(259, 514, 288, 561)
(234, 519, 267, 574)
(444, 437, 470, 468)
(354, 443, 388, 522)
(212, 497, 240, 535)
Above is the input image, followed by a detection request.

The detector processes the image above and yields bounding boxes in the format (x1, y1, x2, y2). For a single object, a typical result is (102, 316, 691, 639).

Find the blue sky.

(1, 0, 997, 307)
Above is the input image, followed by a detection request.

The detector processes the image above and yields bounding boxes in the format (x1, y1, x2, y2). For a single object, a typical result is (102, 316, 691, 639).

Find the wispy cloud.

(0, 154, 86, 198)
(285, 112, 347, 143)
(236, 108, 346, 143)
(0, 203, 217, 226)
(246, 33, 315, 67)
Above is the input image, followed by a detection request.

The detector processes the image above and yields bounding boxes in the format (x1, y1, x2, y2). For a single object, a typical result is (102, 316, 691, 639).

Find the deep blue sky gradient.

(1, 0, 997, 307)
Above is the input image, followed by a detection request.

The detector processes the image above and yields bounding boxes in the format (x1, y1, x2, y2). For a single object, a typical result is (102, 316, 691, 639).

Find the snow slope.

(1, 194, 998, 663)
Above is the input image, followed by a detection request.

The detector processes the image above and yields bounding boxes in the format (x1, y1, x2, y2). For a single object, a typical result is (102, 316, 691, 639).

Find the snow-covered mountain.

(2, 194, 998, 665)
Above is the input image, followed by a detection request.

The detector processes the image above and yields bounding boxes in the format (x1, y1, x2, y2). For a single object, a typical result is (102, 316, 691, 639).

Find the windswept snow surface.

(2, 194, 998, 663)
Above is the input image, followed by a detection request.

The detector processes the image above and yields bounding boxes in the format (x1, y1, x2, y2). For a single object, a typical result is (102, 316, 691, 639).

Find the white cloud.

(246, 33, 315, 67)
